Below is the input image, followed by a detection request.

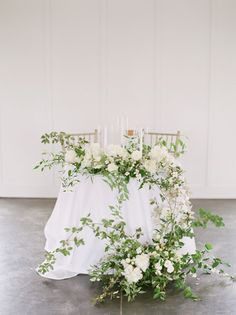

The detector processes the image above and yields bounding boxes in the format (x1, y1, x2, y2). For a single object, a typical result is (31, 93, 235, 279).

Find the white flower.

(136, 247, 142, 254)
(131, 150, 142, 161)
(155, 261, 162, 274)
(121, 259, 128, 269)
(94, 155, 101, 162)
(149, 145, 168, 161)
(88, 143, 102, 161)
(116, 146, 127, 158)
(107, 163, 118, 172)
(106, 144, 127, 158)
(166, 154, 179, 166)
(81, 158, 91, 168)
(123, 265, 143, 283)
(143, 159, 157, 174)
(155, 244, 160, 251)
(94, 163, 102, 169)
(164, 260, 174, 273)
(65, 150, 77, 163)
(90, 142, 101, 155)
(135, 253, 149, 272)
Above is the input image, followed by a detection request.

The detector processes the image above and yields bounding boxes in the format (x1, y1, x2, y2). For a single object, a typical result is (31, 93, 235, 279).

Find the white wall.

(0, 0, 236, 198)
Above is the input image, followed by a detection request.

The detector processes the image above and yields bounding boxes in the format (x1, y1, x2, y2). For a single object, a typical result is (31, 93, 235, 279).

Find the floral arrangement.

(36, 132, 233, 303)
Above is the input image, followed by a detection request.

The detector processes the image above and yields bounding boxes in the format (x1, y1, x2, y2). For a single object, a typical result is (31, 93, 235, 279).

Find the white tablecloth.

(41, 175, 196, 280)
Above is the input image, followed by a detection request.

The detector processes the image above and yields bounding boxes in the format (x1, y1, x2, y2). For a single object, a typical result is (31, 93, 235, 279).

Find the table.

(41, 175, 196, 280)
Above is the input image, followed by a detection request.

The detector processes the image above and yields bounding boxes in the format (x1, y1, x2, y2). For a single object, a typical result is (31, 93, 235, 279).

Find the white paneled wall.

(0, 0, 236, 198)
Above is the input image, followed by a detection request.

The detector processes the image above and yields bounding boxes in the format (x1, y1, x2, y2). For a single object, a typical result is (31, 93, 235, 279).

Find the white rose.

(149, 145, 168, 161)
(94, 155, 101, 162)
(90, 142, 101, 154)
(131, 150, 142, 161)
(166, 154, 180, 166)
(135, 253, 149, 272)
(89, 143, 102, 161)
(117, 146, 127, 158)
(123, 265, 143, 283)
(81, 158, 91, 168)
(106, 144, 127, 158)
(164, 260, 174, 273)
(155, 261, 162, 274)
(107, 163, 118, 172)
(105, 144, 116, 156)
(130, 267, 143, 283)
(65, 150, 77, 163)
(136, 247, 142, 254)
(121, 259, 128, 268)
(143, 159, 157, 174)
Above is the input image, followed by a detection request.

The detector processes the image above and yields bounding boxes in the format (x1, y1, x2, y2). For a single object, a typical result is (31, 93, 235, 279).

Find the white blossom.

(155, 244, 160, 251)
(164, 260, 174, 273)
(88, 143, 102, 161)
(81, 158, 91, 168)
(149, 145, 168, 161)
(65, 150, 77, 164)
(107, 163, 118, 172)
(123, 265, 143, 283)
(135, 253, 149, 272)
(94, 155, 101, 162)
(131, 150, 142, 161)
(143, 159, 157, 174)
(155, 261, 162, 274)
(106, 144, 126, 158)
(136, 247, 142, 254)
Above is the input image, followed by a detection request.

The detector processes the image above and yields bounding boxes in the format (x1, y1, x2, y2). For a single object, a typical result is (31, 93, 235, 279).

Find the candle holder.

(126, 129, 137, 137)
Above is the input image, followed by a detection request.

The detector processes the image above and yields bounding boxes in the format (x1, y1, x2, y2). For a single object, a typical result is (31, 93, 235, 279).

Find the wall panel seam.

(205, 0, 213, 188)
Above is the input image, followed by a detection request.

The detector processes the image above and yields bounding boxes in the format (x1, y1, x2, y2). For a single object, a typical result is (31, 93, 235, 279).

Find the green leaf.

(183, 287, 199, 300)
(205, 243, 213, 251)
(193, 208, 224, 229)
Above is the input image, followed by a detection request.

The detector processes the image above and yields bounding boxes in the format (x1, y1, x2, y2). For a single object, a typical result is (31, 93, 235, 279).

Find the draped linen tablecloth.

(42, 175, 196, 280)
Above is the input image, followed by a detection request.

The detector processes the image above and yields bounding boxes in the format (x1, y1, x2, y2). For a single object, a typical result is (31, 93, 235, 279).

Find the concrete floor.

(0, 199, 236, 315)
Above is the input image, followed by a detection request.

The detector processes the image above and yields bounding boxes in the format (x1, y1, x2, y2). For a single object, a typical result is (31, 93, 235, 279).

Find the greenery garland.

(35, 132, 233, 303)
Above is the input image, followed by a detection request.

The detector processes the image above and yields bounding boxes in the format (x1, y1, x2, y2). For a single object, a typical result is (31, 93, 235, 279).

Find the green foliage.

(183, 286, 199, 301)
(193, 208, 225, 228)
(205, 243, 213, 251)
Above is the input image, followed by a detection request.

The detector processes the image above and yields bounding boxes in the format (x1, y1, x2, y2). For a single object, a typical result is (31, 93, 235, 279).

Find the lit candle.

(140, 128, 143, 152)
(145, 126, 149, 145)
(110, 124, 114, 144)
(126, 116, 129, 134)
(120, 117, 124, 145)
(97, 125, 101, 144)
(104, 126, 107, 147)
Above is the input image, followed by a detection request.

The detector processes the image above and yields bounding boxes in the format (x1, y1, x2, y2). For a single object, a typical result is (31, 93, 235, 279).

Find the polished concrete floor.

(0, 198, 236, 315)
